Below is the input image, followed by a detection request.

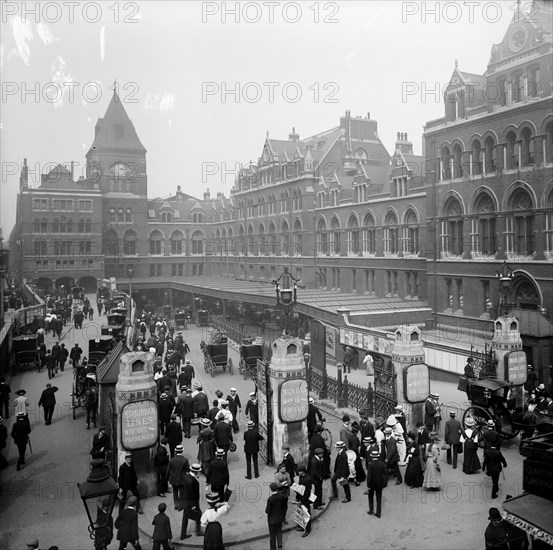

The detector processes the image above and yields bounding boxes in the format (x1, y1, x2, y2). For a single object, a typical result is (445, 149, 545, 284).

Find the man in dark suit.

(207, 400, 221, 429)
(165, 414, 183, 457)
(483, 444, 507, 499)
(244, 420, 264, 479)
(118, 453, 142, 513)
(180, 463, 202, 540)
(444, 410, 462, 468)
(309, 426, 331, 478)
(178, 388, 195, 438)
(11, 412, 31, 470)
(209, 449, 230, 503)
(309, 448, 325, 509)
(307, 397, 323, 441)
(226, 388, 242, 434)
(295, 465, 314, 537)
(244, 392, 258, 424)
(37, 383, 58, 425)
(158, 393, 173, 436)
(424, 393, 438, 432)
(90, 426, 111, 460)
(282, 445, 297, 485)
(115, 495, 141, 549)
(266, 481, 288, 550)
(45, 350, 57, 379)
(152, 502, 172, 550)
(384, 428, 402, 484)
(166, 444, 189, 511)
(193, 385, 209, 421)
(366, 449, 387, 518)
(213, 414, 233, 460)
(482, 420, 502, 450)
(330, 441, 351, 503)
(180, 360, 195, 388)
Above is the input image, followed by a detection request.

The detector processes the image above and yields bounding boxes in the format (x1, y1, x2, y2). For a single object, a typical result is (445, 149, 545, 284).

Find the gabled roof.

(39, 164, 88, 191)
(87, 90, 146, 155)
(96, 341, 129, 385)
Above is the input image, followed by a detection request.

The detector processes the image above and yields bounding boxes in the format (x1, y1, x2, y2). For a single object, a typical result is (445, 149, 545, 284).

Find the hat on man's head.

(196, 385, 203, 391)
(386, 416, 398, 427)
(26, 538, 39, 547)
(429, 392, 439, 398)
(308, 397, 314, 404)
(315, 448, 324, 456)
(465, 417, 475, 427)
(415, 421, 424, 428)
(249, 392, 256, 397)
(342, 415, 350, 422)
(161, 437, 169, 445)
(315, 425, 324, 433)
(200, 418, 211, 427)
(127, 496, 138, 506)
(449, 410, 456, 417)
(215, 390, 224, 398)
(488, 508, 502, 521)
(230, 387, 237, 392)
(190, 463, 202, 473)
(217, 413, 225, 420)
(16, 412, 25, 417)
(487, 420, 495, 428)
(335, 441, 346, 448)
(394, 405, 403, 411)
(374, 416, 385, 427)
(206, 493, 220, 504)
(247, 420, 255, 428)
(160, 393, 167, 399)
(16, 390, 26, 396)
(363, 436, 375, 444)
(125, 452, 132, 458)
(429, 431, 439, 440)
(215, 448, 225, 457)
(170, 414, 177, 420)
(186, 388, 192, 393)
(384, 427, 393, 434)
(370, 450, 380, 457)
(175, 444, 184, 454)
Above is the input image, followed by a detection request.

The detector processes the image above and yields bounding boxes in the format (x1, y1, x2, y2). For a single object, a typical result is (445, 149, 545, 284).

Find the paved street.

(0, 301, 525, 550)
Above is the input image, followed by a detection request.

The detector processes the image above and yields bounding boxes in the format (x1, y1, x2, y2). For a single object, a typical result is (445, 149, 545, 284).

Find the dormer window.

(161, 212, 172, 223)
(193, 212, 203, 223)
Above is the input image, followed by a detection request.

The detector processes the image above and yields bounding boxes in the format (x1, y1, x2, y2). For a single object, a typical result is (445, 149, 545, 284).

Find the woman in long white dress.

(423, 432, 441, 491)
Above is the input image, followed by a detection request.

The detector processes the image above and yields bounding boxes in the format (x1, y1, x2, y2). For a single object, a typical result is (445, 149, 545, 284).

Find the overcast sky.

(1, 1, 520, 235)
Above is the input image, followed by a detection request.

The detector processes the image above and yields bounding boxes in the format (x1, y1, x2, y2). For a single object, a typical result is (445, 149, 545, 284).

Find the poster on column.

(325, 327, 336, 359)
(121, 400, 158, 450)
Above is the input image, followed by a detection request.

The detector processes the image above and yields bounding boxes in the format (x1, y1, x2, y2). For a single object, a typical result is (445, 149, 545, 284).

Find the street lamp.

(496, 261, 514, 316)
(272, 267, 299, 335)
(78, 459, 119, 550)
(127, 265, 134, 307)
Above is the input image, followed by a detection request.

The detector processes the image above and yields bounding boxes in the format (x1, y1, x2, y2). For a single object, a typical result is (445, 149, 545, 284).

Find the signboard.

(120, 400, 158, 450)
(294, 503, 311, 530)
(110, 276, 117, 291)
(257, 358, 272, 465)
(325, 327, 336, 359)
(340, 328, 394, 355)
(505, 351, 527, 385)
(279, 378, 308, 422)
(403, 363, 430, 403)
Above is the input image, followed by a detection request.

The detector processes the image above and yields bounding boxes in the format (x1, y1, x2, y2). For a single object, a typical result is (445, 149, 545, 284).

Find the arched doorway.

(511, 273, 541, 309)
(79, 276, 98, 293)
(34, 277, 54, 293)
(55, 276, 75, 291)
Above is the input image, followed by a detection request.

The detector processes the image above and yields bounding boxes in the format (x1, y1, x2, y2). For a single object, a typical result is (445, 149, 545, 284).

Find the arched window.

(33, 219, 40, 233)
(471, 193, 496, 256)
(506, 131, 518, 169)
(484, 136, 497, 172)
(281, 220, 290, 254)
(545, 189, 553, 256)
(247, 224, 255, 253)
(192, 230, 204, 255)
(362, 213, 375, 254)
(269, 223, 277, 255)
(452, 144, 464, 178)
(125, 208, 133, 223)
(383, 211, 399, 254)
(221, 228, 227, 254)
(109, 208, 116, 223)
(59, 217, 66, 233)
(545, 121, 553, 163)
(53, 219, 59, 233)
(506, 188, 534, 256)
(471, 140, 482, 175)
(41, 219, 48, 233)
(330, 217, 341, 254)
(117, 208, 124, 223)
(441, 197, 464, 256)
(403, 209, 419, 254)
(78, 219, 85, 234)
(85, 219, 92, 233)
(441, 146, 451, 180)
(66, 219, 73, 233)
(149, 230, 163, 255)
(171, 230, 184, 255)
(520, 127, 534, 166)
(317, 218, 328, 255)
(123, 229, 138, 255)
(258, 224, 265, 255)
(347, 215, 360, 254)
(293, 219, 302, 255)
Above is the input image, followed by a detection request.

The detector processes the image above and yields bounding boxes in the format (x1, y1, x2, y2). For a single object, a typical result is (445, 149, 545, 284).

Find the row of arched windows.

(108, 208, 133, 223)
(438, 119, 553, 180)
(237, 188, 303, 219)
(33, 218, 92, 234)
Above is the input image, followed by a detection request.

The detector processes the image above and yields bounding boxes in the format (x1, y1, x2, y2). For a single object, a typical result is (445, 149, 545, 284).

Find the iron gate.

(373, 356, 397, 420)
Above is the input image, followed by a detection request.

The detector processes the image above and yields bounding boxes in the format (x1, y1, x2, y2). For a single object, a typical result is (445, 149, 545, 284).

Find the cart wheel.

(496, 409, 520, 440)
(72, 394, 77, 420)
(228, 357, 233, 375)
(462, 406, 492, 447)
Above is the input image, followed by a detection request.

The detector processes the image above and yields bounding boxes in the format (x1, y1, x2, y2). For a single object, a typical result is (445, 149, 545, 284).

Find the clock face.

(509, 27, 527, 53)
(110, 162, 130, 180)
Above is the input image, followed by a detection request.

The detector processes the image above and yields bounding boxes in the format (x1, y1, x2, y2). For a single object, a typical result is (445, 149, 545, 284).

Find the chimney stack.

(203, 188, 211, 200)
(20, 158, 29, 190)
(288, 127, 300, 141)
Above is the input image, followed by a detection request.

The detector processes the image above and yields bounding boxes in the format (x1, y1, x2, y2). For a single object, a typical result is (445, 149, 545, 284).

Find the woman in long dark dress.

(404, 433, 424, 488)
(462, 418, 481, 474)
(201, 493, 230, 550)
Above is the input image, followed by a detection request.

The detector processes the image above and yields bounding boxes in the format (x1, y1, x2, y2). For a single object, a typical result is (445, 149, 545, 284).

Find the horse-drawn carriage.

(174, 312, 187, 330)
(88, 336, 114, 369)
(459, 375, 553, 446)
(201, 330, 233, 377)
(101, 313, 126, 339)
(197, 310, 209, 327)
(71, 286, 85, 301)
(71, 365, 98, 420)
(11, 334, 38, 375)
(238, 338, 263, 380)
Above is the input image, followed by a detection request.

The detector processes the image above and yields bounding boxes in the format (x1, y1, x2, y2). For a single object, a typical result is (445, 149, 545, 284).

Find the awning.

(502, 493, 553, 545)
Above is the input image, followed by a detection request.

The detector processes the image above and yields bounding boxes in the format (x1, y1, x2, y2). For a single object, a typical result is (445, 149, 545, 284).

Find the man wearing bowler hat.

(310, 448, 325, 509)
(244, 420, 263, 479)
(118, 452, 142, 514)
(366, 449, 387, 518)
(484, 507, 509, 550)
(38, 383, 58, 425)
(11, 412, 31, 471)
(424, 392, 439, 432)
(444, 410, 463, 469)
(166, 444, 189, 511)
(209, 449, 230, 503)
(115, 495, 141, 550)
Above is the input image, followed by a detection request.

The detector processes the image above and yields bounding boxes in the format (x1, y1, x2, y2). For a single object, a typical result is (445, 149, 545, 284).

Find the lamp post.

(78, 459, 119, 550)
(496, 261, 514, 316)
(272, 266, 299, 335)
(127, 265, 134, 307)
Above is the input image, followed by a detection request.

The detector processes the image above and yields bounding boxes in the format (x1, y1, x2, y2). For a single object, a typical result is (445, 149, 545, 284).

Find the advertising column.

(116, 351, 159, 496)
(267, 335, 309, 468)
(490, 316, 524, 383)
